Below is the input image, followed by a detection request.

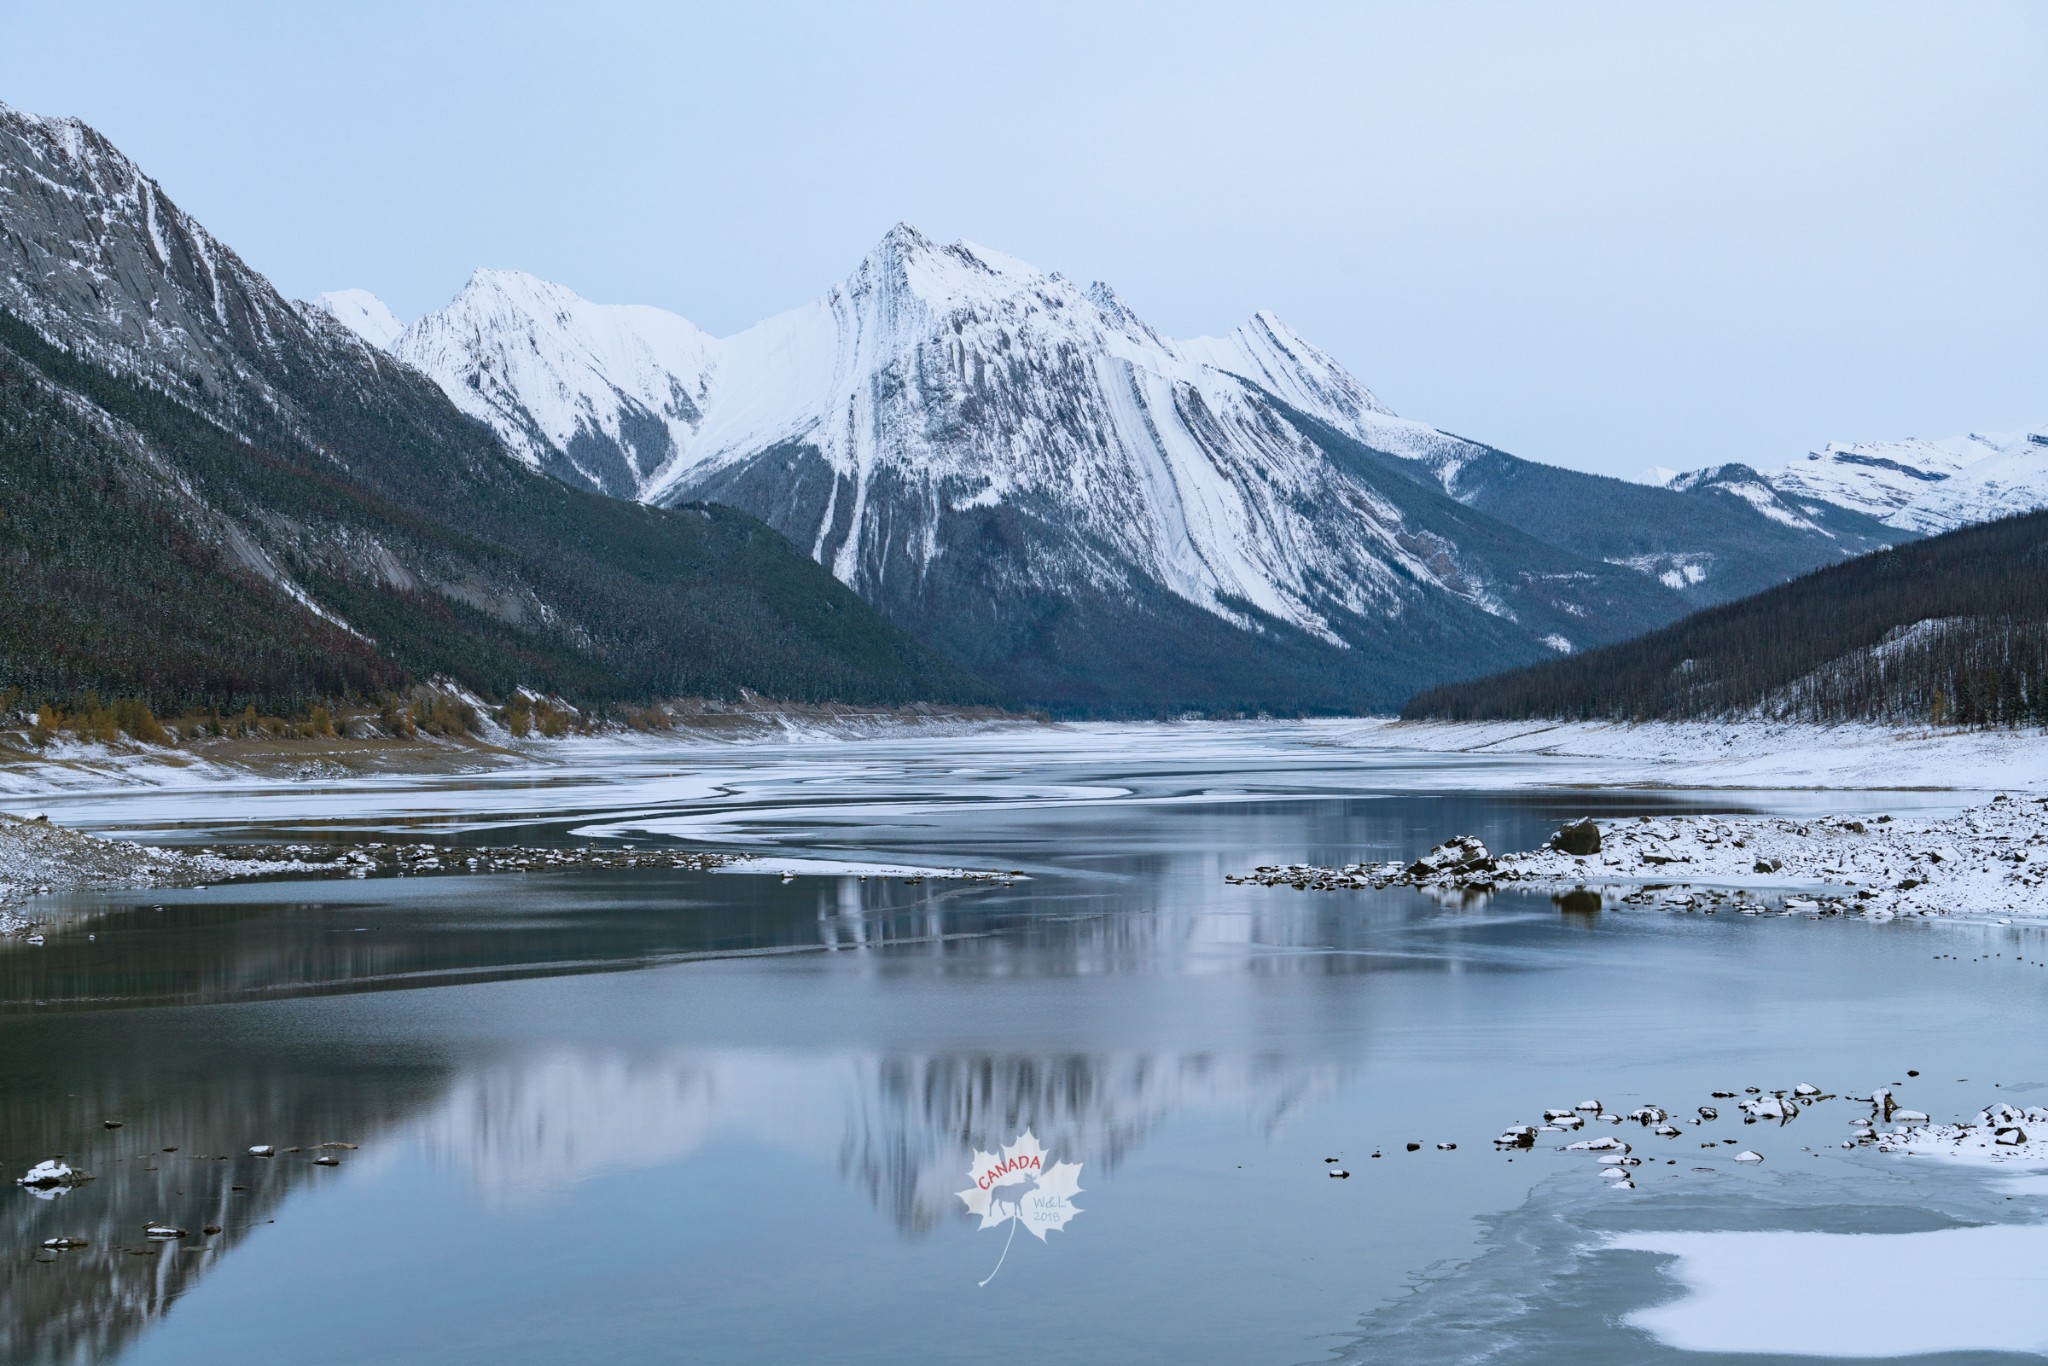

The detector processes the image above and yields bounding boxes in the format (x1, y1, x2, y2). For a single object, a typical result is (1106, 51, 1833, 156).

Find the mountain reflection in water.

(4, 728, 1986, 1365)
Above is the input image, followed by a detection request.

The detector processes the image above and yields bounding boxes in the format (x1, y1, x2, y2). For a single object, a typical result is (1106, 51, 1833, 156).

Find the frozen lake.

(4, 723, 2047, 1364)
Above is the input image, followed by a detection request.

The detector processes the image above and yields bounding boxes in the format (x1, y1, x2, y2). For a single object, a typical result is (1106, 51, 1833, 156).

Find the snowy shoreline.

(1358, 717, 2048, 792)
(1235, 795, 2048, 922)
(0, 708, 1042, 799)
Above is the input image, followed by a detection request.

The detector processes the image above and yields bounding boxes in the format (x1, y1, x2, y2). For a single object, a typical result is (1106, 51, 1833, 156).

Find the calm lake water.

(3, 723, 2045, 1364)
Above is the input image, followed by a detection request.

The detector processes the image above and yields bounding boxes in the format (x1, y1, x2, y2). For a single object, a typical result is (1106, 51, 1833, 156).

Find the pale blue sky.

(5, 1, 2042, 478)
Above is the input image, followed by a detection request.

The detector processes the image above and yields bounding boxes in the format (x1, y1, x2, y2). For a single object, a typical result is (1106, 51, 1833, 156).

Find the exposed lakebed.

(2, 722, 2045, 1364)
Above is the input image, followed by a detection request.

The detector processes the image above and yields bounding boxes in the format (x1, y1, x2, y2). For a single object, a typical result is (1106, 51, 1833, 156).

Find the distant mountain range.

(1667, 428, 2048, 535)
(6, 96, 2019, 720)
(323, 230, 1910, 712)
(0, 103, 984, 716)
(1403, 509, 2048, 728)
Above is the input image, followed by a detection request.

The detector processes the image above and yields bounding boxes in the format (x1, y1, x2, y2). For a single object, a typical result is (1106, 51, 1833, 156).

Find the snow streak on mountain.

(369, 224, 1910, 710)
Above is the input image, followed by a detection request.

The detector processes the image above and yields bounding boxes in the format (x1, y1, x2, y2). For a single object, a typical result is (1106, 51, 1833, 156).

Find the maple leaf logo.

(957, 1128, 1083, 1285)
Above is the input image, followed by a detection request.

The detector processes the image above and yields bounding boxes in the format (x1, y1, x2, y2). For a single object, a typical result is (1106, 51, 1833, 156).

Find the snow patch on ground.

(1236, 795, 2048, 923)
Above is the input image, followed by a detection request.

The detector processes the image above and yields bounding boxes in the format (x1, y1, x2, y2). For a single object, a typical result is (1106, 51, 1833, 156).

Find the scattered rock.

(144, 1224, 186, 1239)
(1549, 820, 1602, 856)
(248, 1145, 275, 1157)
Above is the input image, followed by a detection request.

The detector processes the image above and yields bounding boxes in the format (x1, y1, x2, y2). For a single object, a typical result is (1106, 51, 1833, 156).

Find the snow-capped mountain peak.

(382, 225, 1895, 709)
(314, 289, 404, 349)
(389, 268, 716, 496)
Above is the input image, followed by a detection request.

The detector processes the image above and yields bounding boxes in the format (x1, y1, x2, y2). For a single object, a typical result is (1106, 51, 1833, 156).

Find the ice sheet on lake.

(710, 856, 1001, 879)
(1612, 1224, 2048, 1357)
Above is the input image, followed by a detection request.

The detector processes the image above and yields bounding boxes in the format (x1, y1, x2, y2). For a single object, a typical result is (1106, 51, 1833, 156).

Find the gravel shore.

(0, 813, 325, 935)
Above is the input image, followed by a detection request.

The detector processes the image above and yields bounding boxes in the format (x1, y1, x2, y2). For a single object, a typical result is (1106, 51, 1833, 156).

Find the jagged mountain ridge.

(367, 226, 1907, 711)
(0, 102, 986, 712)
(1725, 428, 2048, 534)
(1378, 441, 1912, 604)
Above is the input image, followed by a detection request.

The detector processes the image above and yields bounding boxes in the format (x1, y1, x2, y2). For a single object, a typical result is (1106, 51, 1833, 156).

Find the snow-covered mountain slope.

(315, 289, 404, 349)
(392, 271, 717, 497)
(1761, 429, 2048, 534)
(383, 224, 1917, 710)
(0, 102, 985, 712)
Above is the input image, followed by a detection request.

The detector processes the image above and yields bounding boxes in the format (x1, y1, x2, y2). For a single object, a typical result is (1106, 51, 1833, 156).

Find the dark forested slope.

(1402, 511, 2048, 726)
(0, 105, 988, 715)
